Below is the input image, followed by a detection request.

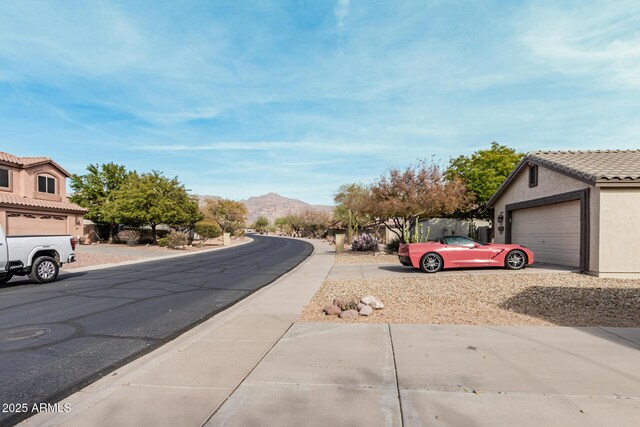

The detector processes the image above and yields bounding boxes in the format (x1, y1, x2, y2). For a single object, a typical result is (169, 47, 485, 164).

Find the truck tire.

(0, 273, 13, 284)
(28, 256, 60, 284)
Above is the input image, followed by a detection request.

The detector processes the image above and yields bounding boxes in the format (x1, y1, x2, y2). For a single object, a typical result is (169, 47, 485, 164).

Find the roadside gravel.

(298, 274, 640, 327)
(65, 252, 141, 269)
(335, 252, 398, 264)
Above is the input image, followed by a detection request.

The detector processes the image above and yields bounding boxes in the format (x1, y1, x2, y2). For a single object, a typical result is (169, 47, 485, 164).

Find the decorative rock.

(333, 298, 358, 311)
(361, 296, 384, 309)
(339, 309, 359, 320)
(324, 305, 341, 316)
(359, 305, 373, 316)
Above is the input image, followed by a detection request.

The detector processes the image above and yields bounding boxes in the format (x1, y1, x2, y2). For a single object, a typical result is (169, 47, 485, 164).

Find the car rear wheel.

(28, 256, 60, 284)
(0, 273, 13, 284)
(420, 253, 443, 273)
(505, 250, 526, 270)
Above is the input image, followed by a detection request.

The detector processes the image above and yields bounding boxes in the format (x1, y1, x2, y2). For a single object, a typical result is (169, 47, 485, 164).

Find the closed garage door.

(6, 212, 67, 236)
(511, 200, 580, 267)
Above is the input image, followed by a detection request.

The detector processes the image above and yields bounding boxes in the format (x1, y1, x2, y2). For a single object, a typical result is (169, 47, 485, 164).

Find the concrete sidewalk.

(23, 241, 640, 427)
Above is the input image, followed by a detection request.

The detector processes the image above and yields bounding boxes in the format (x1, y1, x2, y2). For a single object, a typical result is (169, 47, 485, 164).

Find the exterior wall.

(491, 164, 600, 272)
(18, 164, 66, 202)
(596, 188, 640, 276)
(0, 162, 83, 237)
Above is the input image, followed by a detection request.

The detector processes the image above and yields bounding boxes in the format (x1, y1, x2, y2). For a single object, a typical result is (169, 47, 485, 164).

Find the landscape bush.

(116, 229, 141, 246)
(385, 236, 402, 253)
(158, 231, 188, 249)
(351, 233, 379, 251)
(194, 221, 222, 245)
(139, 229, 170, 244)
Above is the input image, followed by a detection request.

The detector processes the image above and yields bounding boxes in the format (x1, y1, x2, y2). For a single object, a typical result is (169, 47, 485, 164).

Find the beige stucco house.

(0, 151, 87, 237)
(488, 150, 640, 278)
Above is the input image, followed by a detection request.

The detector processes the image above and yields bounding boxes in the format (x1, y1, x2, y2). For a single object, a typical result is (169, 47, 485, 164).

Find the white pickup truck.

(0, 225, 76, 284)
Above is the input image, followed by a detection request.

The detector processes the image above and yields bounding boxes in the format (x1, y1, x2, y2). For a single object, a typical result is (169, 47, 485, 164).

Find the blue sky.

(1, 1, 639, 205)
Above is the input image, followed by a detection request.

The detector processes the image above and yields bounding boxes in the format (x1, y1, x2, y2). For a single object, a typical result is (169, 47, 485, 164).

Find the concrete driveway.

(328, 261, 578, 280)
(23, 241, 639, 427)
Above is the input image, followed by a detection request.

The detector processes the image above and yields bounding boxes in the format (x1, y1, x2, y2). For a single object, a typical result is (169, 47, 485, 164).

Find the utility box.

(223, 232, 231, 246)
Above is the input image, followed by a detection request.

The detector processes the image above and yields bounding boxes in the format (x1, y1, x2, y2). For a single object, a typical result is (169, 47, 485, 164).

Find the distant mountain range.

(195, 192, 333, 225)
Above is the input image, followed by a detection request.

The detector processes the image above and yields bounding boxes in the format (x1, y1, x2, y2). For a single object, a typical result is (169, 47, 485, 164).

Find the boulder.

(324, 305, 341, 316)
(333, 298, 358, 311)
(357, 302, 365, 310)
(339, 309, 359, 320)
(361, 296, 384, 309)
(359, 305, 373, 316)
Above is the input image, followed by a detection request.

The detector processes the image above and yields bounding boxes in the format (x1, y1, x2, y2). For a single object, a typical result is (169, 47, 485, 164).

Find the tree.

(103, 171, 201, 245)
(446, 142, 523, 218)
(253, 216, 269, 233)
(333, 183, 372, 242)
(69, 163, 130, 242)
(201, 198, 248, 234)
(194, 221, 222, 246)
(273, 209, 333, 238)
(368, 161, 473, 243)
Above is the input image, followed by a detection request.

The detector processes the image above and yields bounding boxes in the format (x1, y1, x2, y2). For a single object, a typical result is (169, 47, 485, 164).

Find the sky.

(0, 0, 639, 205)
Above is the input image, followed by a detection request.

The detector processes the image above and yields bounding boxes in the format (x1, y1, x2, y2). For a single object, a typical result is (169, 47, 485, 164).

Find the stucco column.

(335, 233, 345, 253)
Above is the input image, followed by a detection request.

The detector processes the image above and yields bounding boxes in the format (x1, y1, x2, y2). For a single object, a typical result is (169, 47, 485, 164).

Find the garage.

(511, 200, 581, 267)
(6, 212, 67, 236)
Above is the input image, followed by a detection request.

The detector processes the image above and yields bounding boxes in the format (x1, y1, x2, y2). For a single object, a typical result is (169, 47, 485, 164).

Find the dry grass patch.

(298, 274, 640, 327)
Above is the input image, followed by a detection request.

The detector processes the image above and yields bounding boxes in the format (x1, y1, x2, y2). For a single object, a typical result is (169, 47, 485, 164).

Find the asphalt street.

(0, 235, 313, 425)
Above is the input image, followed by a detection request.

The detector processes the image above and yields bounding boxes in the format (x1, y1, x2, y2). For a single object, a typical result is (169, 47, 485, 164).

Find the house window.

(0, 168, 8, 188)
(529, 164, 538, 187)
(37, 175, 56, 194)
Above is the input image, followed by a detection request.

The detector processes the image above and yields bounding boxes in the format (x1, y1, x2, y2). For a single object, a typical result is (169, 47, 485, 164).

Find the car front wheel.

(420, 253, 443, 273)
(28, 256, 60, 284)
(505, 250, 527, 270)
(0, 273, 13, 284)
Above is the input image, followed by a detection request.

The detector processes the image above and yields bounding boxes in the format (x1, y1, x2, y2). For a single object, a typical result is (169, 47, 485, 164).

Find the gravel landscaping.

(335, 252, 399, 264)
(65, 252, 141, 270)
(298, 274, 640, 327)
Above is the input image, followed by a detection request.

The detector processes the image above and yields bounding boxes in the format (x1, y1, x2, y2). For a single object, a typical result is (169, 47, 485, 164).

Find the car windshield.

(442, 236, 487, 247)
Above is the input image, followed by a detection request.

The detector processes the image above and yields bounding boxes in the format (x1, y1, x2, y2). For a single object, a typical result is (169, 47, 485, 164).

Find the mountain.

(241, 192, 333, 224)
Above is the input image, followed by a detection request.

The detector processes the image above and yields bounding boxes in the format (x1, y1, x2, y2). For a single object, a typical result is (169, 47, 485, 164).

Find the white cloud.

(518, 1, 640, 88)
(335, 0, 351, 34)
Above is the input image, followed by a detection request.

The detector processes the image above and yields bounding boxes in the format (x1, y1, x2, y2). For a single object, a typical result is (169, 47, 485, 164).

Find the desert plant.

(194, 221, 222, 245)
(117, 229, 141, 246)
(158, 231, 188, 249)
(351, 233, 379, 252)
(385, 236, 402, 253)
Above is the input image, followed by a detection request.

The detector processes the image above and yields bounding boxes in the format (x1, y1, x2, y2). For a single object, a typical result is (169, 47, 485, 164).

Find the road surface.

(0, 235, 313, 425)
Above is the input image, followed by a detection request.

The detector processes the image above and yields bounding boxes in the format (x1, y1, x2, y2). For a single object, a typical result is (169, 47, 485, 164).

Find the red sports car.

(398, 236, 534, 273)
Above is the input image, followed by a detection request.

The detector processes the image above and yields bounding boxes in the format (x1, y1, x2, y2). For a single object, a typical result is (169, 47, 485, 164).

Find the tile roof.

(0, 193, 88, 213)
(527, 150, 640, 183)
(0, 151, 72, 177)
(488, 149, 640, 207)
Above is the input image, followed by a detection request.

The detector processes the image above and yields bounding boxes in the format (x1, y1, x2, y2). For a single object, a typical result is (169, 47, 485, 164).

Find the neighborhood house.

(488, 150, 640, 278)
(0, 151, 87, 237)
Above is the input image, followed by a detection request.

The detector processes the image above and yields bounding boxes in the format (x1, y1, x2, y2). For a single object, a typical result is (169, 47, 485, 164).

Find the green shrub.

(194, 221, 222, 245)
(385, 236, 402, 253)
(159, 231, 188, 249)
